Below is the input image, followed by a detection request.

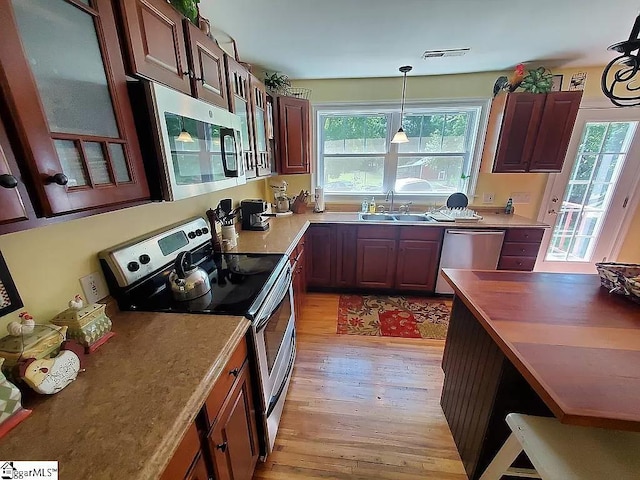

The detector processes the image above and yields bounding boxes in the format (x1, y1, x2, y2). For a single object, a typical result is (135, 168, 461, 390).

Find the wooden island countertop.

(442, 269, 640, 432)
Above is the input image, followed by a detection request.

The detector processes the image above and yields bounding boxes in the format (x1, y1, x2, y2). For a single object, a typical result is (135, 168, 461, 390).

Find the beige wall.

(0, 181, 265, 331)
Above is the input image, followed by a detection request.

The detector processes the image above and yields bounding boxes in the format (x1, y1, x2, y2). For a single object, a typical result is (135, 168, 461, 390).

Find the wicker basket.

(285, 87, 311, 100)
(595, 262, 640, 304)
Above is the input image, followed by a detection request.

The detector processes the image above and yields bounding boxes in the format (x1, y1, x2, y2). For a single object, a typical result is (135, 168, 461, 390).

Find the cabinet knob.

(216, 441, 228, 452)
(0, 174, 18, 189)
(46, 173, 69, 186)
(229, 368, 239, 377)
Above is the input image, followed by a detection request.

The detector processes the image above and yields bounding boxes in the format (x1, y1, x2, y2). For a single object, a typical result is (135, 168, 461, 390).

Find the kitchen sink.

(358, 213, 436, 222)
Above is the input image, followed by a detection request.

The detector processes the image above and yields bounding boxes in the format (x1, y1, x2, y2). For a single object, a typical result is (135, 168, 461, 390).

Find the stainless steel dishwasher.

(435, 229, 505, 294)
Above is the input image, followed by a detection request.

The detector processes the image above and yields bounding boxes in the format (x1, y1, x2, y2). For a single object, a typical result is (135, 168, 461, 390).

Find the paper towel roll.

(314, 187, 325, 212)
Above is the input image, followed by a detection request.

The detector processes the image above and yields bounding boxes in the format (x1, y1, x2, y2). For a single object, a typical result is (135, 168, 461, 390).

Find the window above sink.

(316, 100, 489, 203)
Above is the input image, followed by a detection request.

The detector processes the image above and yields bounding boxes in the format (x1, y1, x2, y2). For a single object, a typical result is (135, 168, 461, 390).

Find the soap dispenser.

(369, 197, 376, 213)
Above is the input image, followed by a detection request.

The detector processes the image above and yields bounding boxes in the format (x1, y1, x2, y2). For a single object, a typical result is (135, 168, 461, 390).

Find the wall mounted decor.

(602, 14, 640, 106)
(0, 251, 22, 318)
(551, 74, 564, 92)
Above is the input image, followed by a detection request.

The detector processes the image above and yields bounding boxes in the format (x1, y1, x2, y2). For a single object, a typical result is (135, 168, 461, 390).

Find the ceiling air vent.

(422, 48, 470, 59)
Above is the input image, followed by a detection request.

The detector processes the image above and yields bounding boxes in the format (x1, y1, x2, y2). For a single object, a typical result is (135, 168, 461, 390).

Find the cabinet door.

(208, 363, 259, 480)
(335, 225, 357, 288)
(184, 20, 228, 109)
(395, 240, 441, 291)
(277, 96, 310, 174)
(528, 92, 582, 172)
(160, 423, 201, 480)
(0, 0, 149, 216)
(0, 118, 32, 226)
(250, 75, 272, 177)
(186, 454, 209, 480)
(306, 225, 334, 287)
(356, 238, 396, 289)
(118, 0, 191, 94)
(493, 93, 545, 173)
(225, 56, 256, 179)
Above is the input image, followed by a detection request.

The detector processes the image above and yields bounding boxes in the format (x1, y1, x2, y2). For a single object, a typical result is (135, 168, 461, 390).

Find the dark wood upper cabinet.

(117, 0, 191, 94)
(0, 0, 150, 217)
(0, 117, 33, 226)
(208, 363, 259, 480)
(488, 91, 582, 173)
(528, 92, 581, 172)
(184, 20, 228, 109)
(493, 93, 545, 173)
(225, 55, 256, 179)
(250, 75, 272, 177)
(277, 96, 311, 175)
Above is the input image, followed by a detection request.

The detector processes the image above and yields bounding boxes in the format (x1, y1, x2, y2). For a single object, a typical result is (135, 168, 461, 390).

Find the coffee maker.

(240, 199, 269, 231)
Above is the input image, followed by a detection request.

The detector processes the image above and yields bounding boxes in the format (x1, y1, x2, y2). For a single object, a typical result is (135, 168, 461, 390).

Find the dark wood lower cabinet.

(306, 225, 335, 287)
(395, 239, 441, 291)
(290, 235, 307, 321)
(186, 454, 209, 480)
(356, 238, 396, 289)
(335, 225, 357, 288)
(208, 362, 259, 480)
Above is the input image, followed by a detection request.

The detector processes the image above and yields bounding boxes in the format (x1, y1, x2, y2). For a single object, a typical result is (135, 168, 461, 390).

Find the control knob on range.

(139, 254, 151, 265)
(195, 229, 203, 236)
(202, 227, 209, 234)
(188, 231, 196, 239)
(127, 261, 140, 272)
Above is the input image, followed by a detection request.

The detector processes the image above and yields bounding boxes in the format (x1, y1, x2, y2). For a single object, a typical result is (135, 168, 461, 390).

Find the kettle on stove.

(168, 251, 211, 301)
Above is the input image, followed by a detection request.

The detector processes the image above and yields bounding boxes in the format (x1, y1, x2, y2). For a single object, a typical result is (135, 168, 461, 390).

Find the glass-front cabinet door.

(0, 0, 149, 216)
(250, 75, 272, 177)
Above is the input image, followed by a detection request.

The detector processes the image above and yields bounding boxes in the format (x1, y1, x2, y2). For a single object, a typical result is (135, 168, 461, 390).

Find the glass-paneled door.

(536, 108, 640, 273)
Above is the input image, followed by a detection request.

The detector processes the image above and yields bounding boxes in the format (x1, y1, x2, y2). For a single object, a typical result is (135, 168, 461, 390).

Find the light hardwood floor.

(253, 293, 466, 480)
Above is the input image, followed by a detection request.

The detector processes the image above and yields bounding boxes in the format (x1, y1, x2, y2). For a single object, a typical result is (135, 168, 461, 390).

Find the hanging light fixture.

(176, 116, 194, 143)
(602, 14, 640, 107)
(391, 65, 413, 143)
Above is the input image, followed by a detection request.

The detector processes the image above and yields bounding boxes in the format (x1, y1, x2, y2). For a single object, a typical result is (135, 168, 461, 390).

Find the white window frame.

(313, 99, 491, 205)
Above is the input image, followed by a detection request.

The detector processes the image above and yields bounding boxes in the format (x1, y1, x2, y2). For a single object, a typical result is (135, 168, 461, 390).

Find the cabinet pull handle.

(45, 173, 68, 186)
(229, 368, 239, 377)
(216, 441, 227, 452)
(0, 174, 18, 189)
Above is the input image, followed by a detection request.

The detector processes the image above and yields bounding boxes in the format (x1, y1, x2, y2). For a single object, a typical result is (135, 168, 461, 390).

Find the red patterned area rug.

(337, 295, 451, 340)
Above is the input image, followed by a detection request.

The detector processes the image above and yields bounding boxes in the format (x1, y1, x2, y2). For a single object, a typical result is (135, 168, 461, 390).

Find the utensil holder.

(221, 225, 237, 247)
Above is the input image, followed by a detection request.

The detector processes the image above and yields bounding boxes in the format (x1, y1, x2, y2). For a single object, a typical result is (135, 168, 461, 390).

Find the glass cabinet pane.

(84, 142, 111, 185)
(12, 0, 120, 137)
(109, 144, 131, 183)
(255, 108, 267, 151)
(234, 97, 250, 151)
(54, 140, 88, 187)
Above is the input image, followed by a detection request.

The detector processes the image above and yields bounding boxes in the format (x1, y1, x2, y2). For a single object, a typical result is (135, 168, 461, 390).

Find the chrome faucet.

(385, 190, 395, 213)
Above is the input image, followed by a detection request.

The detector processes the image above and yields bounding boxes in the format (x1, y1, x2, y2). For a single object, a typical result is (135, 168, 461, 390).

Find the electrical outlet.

(482, 192, 495, 204)
(511, 192, 531, 204)
(80, 271, 109, 304)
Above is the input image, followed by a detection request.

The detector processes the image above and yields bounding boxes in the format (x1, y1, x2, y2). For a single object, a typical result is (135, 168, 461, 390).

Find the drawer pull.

(229, 368, 239, 377)
(216, 442, 227, 452)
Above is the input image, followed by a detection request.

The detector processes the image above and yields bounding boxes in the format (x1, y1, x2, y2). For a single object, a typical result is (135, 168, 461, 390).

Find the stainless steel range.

(98, 217, 295, 456)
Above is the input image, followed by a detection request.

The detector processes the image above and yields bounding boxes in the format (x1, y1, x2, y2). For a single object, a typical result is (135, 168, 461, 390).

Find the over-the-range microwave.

(130, 81, 245, 201)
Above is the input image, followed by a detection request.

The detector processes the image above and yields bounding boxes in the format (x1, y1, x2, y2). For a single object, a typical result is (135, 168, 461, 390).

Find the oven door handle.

(266, 332, 296, 417)
(255, 268, 291, 332)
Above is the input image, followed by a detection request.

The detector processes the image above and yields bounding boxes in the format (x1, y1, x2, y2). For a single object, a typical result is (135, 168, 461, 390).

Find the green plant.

(170, 0, 200, 23)
(520, 67, 553, 93)
(264, 72, 291, 93)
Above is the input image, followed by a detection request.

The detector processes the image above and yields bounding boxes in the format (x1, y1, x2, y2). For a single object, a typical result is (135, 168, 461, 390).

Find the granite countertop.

(0, 310, 250, 480)
(231, 211, 548, 255)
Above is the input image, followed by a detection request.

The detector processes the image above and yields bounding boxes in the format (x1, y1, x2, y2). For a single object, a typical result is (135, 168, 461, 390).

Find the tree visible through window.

(318, 103, 483, 198)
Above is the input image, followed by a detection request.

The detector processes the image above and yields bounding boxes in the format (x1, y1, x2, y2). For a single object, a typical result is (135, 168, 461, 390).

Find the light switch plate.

(482, 192, 495, 204)
(80, 271, 109, 304)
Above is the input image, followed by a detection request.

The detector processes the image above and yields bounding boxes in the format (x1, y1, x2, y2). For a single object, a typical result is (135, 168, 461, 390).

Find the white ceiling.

(200, 0, 638, 80)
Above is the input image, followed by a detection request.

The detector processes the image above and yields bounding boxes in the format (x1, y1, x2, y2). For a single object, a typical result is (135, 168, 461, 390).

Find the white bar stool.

(479, 413, 640, 480)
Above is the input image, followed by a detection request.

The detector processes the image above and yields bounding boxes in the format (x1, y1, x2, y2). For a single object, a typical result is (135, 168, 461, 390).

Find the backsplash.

(0, 180, 266, 332)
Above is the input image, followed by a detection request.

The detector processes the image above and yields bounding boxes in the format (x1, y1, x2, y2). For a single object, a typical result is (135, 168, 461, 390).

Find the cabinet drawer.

(498, 256, 536, 271)
(204, 337, 248, 426)
(501, 242, 541, 257)
(399, 226, 444, 241)
(504, 228, 544, 243)
(160, 423, 201, 480)
(357, 225, 396, 239)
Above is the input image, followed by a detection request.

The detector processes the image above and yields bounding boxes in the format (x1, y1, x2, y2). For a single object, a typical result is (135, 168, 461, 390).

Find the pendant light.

(602, 14, 640, 107)
(176, 117, 194, 143)
(391, 65, 413, 144)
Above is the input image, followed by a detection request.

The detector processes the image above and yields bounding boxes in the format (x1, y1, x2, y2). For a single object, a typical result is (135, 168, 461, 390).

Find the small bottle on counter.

(505, 198, 515, 215)
(369, 197, 376, 213)
(361, 199, 369, 213)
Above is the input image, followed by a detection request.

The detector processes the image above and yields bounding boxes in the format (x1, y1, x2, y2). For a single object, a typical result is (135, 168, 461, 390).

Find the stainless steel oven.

(251, 261, 296, 454)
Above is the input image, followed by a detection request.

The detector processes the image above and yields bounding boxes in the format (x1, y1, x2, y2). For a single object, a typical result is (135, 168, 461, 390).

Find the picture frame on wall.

(0, 251, 23, 318)
(551, 74, 563, 92)
(569, 72, 587, 91)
